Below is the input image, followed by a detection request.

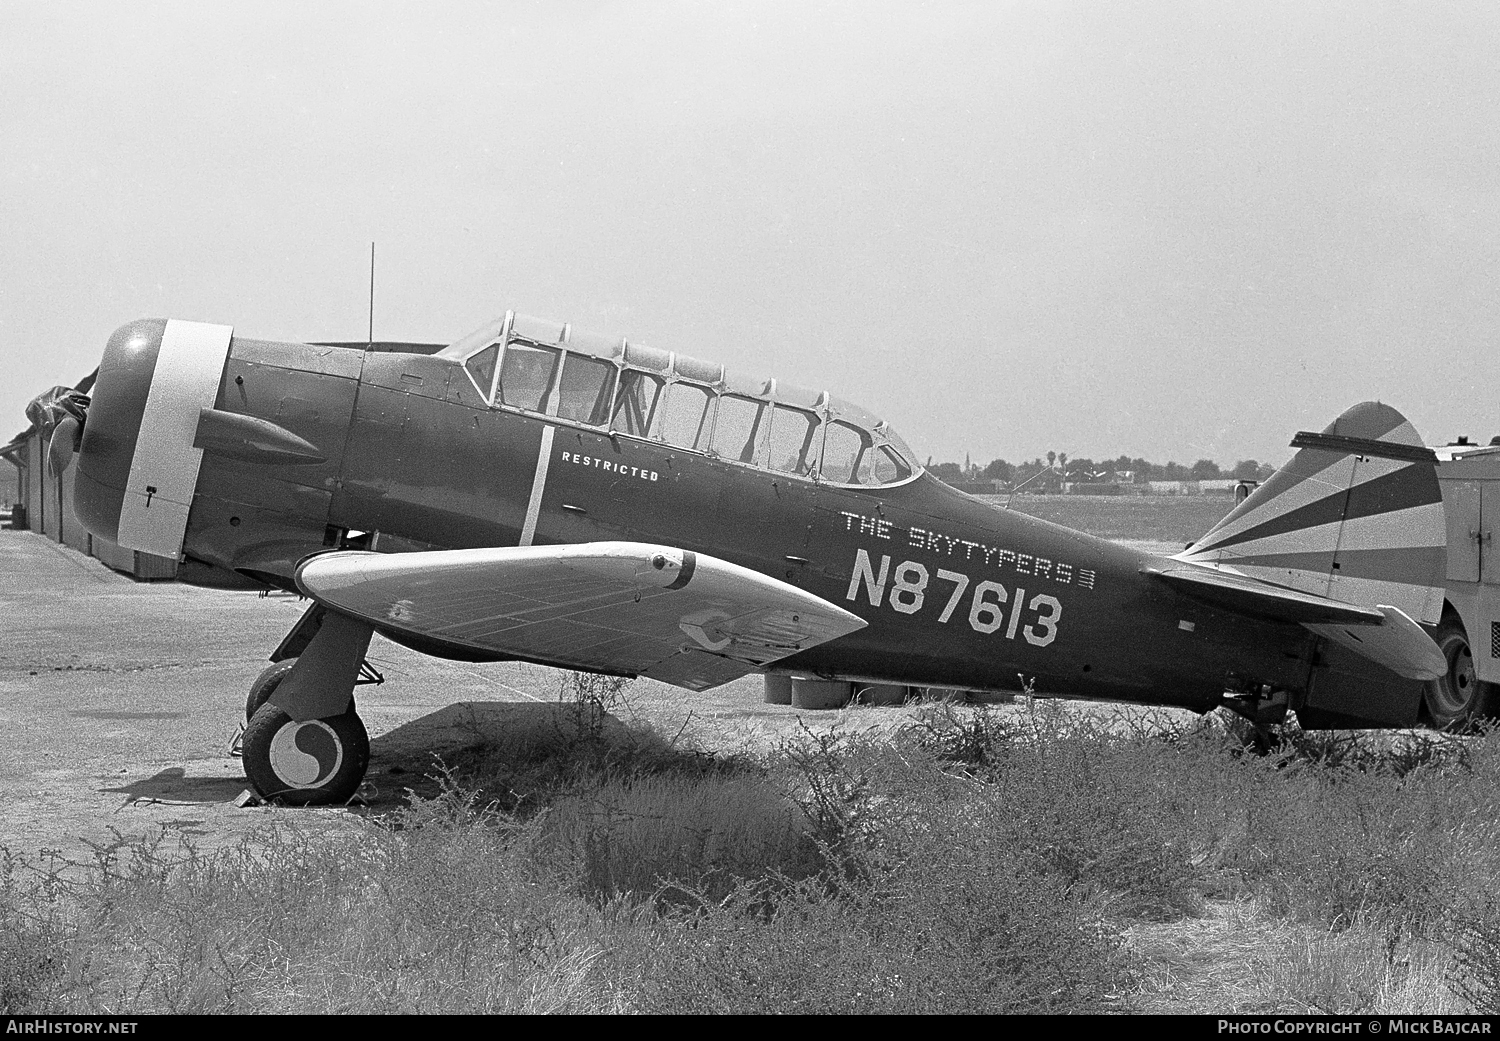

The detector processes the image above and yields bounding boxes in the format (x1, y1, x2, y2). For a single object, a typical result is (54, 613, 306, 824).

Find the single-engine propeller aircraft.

(36, 312, 1462, 804)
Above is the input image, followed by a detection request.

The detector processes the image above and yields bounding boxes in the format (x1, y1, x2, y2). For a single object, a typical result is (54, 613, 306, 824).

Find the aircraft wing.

(294, 542, 868, 691)
(1142, 562, 1445, 680)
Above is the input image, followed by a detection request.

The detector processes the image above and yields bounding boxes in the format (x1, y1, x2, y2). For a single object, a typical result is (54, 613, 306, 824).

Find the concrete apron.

(0, 529, 603, 867)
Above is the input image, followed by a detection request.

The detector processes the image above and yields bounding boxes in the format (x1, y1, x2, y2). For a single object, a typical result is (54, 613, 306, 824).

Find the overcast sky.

(3, 1, 1498, 468)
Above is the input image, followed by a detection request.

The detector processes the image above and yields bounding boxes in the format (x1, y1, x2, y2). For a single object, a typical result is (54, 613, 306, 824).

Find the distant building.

(1145, 480, 1237, 496)
(3, 394, 179, 578)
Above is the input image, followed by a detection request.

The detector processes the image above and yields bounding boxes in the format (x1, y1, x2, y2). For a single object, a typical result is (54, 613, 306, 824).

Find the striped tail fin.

(1175, 401, 1446, 626)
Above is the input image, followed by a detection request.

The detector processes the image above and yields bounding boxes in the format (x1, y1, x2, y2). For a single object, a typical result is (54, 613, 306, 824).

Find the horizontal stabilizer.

(1144, 561, 1444, 680)
(1305, 606, 1446, 681)
(1142, 562, 1384, 625)
(1287, 431, 1438, 464)
(295, 541, 867, 691)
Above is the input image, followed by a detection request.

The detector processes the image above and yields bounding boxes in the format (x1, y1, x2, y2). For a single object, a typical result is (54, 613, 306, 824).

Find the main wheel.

(242, 704, 370, 805)
(1424, 614, 1494, 729)
(246, 660, 296, 720)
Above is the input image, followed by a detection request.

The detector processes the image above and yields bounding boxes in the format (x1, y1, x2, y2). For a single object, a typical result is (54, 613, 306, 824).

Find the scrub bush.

(903, 701, 1209, 920)
(1218, 729, 1500, 937)
(0, 851, 69, 1012)
(635, 863, 1125, 1014)
(623, 716, 1134, 1013)
(547, 772, 822, 905)
(427, 673, 749, 815)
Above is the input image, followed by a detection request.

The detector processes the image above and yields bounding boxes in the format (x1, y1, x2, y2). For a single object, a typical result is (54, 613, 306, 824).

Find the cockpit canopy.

(439, 312, 921, 487)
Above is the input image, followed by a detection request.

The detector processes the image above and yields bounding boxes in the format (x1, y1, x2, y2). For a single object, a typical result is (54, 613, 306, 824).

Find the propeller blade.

(46, 415, 82, 477)
(27, 386, 91, 477)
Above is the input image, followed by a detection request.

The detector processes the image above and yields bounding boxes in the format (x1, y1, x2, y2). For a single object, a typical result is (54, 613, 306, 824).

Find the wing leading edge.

(294, 542, 868, 691)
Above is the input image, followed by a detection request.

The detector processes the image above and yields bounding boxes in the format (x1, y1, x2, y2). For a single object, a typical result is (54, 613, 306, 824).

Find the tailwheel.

(1424, 613, 1496, 730)
(242, 703, 370, 805)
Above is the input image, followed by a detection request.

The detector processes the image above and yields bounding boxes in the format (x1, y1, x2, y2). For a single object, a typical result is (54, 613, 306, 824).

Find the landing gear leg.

(245, 657, 380, 720)
(1248, 724, 1283, 756)
(242, 611, 374, 805)
(1223, 686, 1290, 756)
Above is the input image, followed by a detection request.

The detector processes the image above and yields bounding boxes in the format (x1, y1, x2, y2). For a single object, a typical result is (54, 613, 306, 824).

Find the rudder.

(1176, 402, 1445, 625)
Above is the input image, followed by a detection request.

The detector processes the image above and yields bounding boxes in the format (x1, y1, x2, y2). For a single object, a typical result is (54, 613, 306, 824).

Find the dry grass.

(1125, 900, 1300, 1012)
(9, 685, 1500, 1014)
(546, 771, 821, 905)
(1125, 902, 1464, 1014)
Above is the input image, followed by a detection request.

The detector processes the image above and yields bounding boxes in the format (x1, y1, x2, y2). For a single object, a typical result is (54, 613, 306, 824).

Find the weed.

(906, 699, 1016, 770)
(556, 670, 635, 758)
(0, 849, 71, 1013)
(776, 722, 891, 886)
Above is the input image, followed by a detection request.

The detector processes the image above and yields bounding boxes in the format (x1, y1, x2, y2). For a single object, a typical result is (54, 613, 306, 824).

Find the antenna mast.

(367, 242, 375, 348)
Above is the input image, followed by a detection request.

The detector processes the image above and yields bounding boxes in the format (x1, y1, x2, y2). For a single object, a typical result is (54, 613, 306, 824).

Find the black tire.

(1423, 614, 1495, 729)
(246, 660, 296, 721)
(241, 703, 370, 806)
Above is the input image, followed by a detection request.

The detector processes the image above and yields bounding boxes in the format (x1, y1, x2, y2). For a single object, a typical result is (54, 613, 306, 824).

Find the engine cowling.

(74, 319, 234, 557)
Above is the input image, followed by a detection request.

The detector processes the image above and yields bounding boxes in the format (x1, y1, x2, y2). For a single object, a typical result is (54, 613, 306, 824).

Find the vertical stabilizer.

(1176, 402, 1445, 624)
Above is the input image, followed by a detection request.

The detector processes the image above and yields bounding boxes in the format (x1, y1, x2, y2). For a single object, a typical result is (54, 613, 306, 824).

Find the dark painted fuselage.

(172, 339, 1319, 715)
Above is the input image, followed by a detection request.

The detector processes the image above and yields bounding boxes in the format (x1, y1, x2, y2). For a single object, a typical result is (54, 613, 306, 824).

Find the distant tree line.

(927, 454, 1277, 488)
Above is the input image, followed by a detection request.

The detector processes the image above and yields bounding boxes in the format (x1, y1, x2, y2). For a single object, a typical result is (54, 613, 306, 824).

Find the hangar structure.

(2, 370, 177, 578)
(3, 338, 444, 581)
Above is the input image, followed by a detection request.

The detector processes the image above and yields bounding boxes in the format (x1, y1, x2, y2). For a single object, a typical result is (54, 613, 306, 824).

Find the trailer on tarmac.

(1425, 438, 1500, 727)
